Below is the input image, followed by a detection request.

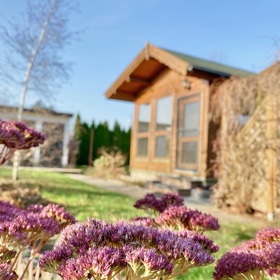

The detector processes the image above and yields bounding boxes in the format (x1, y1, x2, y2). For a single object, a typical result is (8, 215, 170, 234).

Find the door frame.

(176, 93, 201, 171)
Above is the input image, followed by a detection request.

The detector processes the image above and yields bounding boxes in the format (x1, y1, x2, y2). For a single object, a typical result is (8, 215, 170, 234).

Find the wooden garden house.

(105, 43, 253, 187)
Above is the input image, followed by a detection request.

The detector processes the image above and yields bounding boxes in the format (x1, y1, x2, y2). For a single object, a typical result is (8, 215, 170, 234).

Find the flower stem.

(10, 249, 24, 271)
(18, 241, 44, 280)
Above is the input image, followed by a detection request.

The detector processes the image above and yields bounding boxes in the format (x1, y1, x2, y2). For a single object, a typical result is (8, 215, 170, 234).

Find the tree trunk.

(12, 0, 57, 181)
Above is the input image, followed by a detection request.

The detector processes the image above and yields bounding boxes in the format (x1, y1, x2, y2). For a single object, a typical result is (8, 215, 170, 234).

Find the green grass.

(0, 168, 145, 222)
(0, 168, 279, 279)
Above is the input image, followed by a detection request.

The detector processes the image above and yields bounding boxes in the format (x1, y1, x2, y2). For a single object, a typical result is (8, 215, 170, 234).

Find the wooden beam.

(110, 90, 136, 102)
(144, 42, 150, 60)
(115, 89, 134, 94)
(105, 48, 147, 98)
(149, 44, 190, 76)
(125, 76, 150, 85)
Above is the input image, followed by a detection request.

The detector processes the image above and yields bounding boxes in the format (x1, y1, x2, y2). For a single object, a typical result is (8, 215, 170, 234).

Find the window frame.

(135, 103, 151, 159)
(154, 96, 173, 159)
(135, 96, 173, 160)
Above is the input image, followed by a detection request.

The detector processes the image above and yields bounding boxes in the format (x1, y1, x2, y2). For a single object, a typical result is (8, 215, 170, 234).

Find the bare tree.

(0, 0, 78, 180)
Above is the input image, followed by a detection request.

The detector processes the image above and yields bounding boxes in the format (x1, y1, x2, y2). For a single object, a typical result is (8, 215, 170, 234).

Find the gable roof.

(162, 48, 254, 78)
(105, 43, 254, 102)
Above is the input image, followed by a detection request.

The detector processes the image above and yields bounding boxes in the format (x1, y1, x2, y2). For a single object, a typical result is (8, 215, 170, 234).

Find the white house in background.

(0, 105, 73, 167)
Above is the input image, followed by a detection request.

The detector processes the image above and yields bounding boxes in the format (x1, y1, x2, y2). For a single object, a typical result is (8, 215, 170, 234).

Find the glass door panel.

(176, 94, 200, 170)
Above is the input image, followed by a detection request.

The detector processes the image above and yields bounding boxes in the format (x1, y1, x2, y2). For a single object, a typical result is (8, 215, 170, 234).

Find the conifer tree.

(74, 114, 82, 141)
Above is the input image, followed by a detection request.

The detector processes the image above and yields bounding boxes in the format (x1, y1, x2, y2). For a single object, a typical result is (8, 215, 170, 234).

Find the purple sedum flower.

(214, 251, 267, 280)
(255, 227, 280, 243)
(15, 213, 61, 245)
(159, 192, 185, 211)
(134, 194, 219, 233)
(263, 242, 280, 269)
(40, 218, 217, 279)
(27, 203, 76, 228)
(0, 201, 75, 250)
(0, 200, 75, 280)
(0, 119, 46, 165)
(134, 192, 185, 214)
(0, 263, 18, 280)
(57, 245, 125, 280)
(0, 120, 46, 150)
(56, 218, 108, 251)
(266, 268, 280, 277)
(131, 216, 155, 227)
(125, 246, 172, 278)
(58, 258, 87, 280)
(0, 201, 26, 223)
(39, 246, 73, 273)
(154, 205, 220, 232)
(214, 227, 280, 280)
(175, 230, 219, 254)
(134, 193, 163, 215)
(0, 202, 29, 247)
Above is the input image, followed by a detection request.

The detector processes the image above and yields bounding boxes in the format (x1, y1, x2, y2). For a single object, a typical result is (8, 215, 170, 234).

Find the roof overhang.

(105, 43, 190, 102)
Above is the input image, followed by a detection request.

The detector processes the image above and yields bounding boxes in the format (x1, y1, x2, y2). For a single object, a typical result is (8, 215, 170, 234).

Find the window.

(183, 102, 200, 137)
(182, 141, 198, 164)
(137, 138, 148, 157)
(155, 136, 170, 157)
(136, 103, 151, 158)
(154, 96, 172, 158)
(156, 96, 172, 131)
(138, 103, 151, 132)
(136, 97, 172, 160)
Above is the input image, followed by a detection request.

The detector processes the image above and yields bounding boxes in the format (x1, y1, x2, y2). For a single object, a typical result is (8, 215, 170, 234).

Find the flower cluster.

(0, 263, 18, 280)
(214, 227, 280, 279)
(133, 193, 219, 233)
(27, 203, 76, 228)
(154, 205, 220, 232)
(40, 218, 219, 279)
(0, 119, 46, 165)
(134, 193, 184, 215)
(0, 200, 75, 279)
(0, 202, 76, 248)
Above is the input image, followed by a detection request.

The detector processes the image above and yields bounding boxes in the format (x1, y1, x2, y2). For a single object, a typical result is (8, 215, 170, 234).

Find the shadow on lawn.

(40, 183, 139, 221)
(221, 223, 258, 245)
(40, 183, 133, 200)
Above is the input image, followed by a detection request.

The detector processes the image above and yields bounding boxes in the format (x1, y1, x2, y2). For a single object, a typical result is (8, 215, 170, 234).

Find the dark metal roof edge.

(161, 47, 255, 77)
(192, 66, 252, 78)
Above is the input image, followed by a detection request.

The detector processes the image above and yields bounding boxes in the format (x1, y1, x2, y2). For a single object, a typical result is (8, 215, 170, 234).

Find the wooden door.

(176, 94, 201, 171)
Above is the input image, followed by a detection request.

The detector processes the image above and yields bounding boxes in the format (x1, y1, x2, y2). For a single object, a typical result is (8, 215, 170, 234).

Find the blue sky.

(0, 0, 280, 129)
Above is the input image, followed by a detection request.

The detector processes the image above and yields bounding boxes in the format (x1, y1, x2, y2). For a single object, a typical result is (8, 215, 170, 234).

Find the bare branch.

(0, 0, 79, 180)
(0, 0, 78, 107)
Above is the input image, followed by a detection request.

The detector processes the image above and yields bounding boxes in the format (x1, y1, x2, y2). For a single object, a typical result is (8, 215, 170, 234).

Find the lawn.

(0, 168, 144, 222)
(0, 168, 279, 279)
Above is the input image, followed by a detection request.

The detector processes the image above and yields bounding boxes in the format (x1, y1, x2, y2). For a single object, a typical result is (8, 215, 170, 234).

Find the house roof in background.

(105, 43, 254, 102)
(0, 105, 73, 118)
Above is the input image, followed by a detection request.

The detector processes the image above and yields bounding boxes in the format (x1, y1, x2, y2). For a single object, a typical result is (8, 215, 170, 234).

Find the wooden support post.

(266, 94, 277, 221)
(88, 128, 94, 166)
